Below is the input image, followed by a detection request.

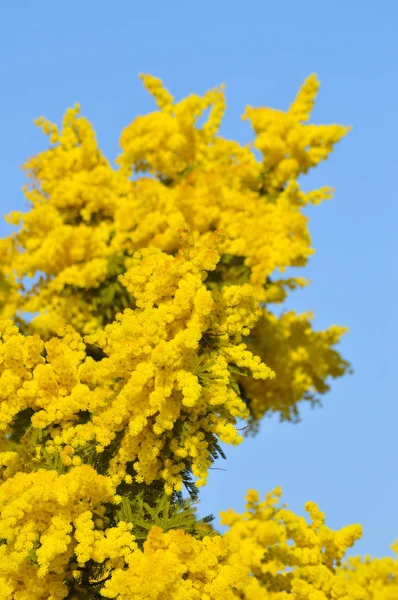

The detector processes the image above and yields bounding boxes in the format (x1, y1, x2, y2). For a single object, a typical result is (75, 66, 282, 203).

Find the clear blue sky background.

(1, 1, 396, 558)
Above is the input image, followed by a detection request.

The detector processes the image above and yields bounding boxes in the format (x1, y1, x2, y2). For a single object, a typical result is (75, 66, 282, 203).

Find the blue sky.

(1, 1, 397, 558)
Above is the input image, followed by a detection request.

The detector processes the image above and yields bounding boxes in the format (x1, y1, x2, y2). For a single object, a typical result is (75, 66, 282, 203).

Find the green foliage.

(65, 559, 112, 600)
(30, 445, 67, 474)
(9, 408, 35, 443)
(206, 254, 252, 290)
(77, 429, 126, 476)
(115, 490, 216, 547)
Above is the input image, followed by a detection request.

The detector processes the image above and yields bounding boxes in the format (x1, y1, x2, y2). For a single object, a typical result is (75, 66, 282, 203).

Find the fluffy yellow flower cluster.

(0, 465, 135, 599)
(222, 490, 398, 599)
(2, 477, 395, 599)
(222, 488, 365, 599)
(244, 310, 351, 423)
(0, 237, 273, 493)
(243, 74, 350, 191)
(342, 552, 398, 599)
(2, 72, 396, 599)
(1, 73, 350, 426)
(101, 526, 248, 600)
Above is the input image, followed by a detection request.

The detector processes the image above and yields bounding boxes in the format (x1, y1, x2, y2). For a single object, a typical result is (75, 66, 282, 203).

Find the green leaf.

(228, 376, 241, 396)
(228, 363, 250, 377)
(9, 408, 34, 443)
(114, 487, 215, 544)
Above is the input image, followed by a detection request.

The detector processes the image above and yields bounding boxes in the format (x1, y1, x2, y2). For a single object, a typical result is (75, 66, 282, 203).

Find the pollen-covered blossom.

(242, 74, 350, 191)
(60, 239, 273, 491)
(1, 72, 391, 599)
(0, 237, 273, 492)
(340, 549, 398, 599)
(101, 526, 249, 600)
(0, 73, 350, 426)
(220, 488, 366, 599)
(243, 309, 350, 423)
(98, 493, 398, 599)
(1, 476, 397, 599)
(220, 489, 398, 599)
(0, 465, 135, 599)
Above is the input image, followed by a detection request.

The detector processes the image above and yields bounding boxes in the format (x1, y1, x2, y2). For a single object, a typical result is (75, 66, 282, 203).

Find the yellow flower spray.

(0, 73, 395, 599)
